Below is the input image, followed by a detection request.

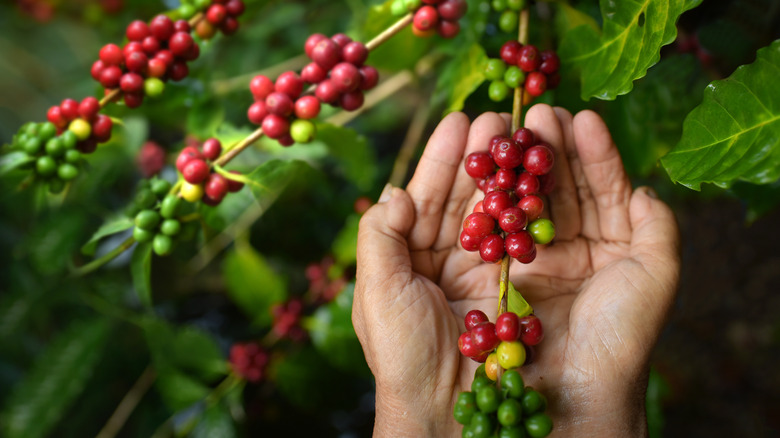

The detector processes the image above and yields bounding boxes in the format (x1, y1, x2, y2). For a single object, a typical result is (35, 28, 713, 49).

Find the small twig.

(99, 89, 121, 108)
(72, 235, 135, 276)
(95, 366, 157, 438)
(510, 9, 530, 132)
(366, 14, 414, 51)
(211, 54, 309, 95)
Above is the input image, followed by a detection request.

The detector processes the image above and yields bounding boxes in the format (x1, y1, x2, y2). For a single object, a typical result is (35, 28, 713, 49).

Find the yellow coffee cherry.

(497, 341, 526, 369)
(485, 353, 499, 381)
(181, 181, 204, 203)
(68, 118, 92, 141)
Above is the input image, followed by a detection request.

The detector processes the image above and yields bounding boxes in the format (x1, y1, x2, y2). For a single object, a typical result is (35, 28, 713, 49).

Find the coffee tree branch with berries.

(1, 0, 779, 437)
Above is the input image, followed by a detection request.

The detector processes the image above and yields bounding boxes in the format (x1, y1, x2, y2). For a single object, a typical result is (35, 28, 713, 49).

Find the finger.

(355, 186, 416, 311)
(546, 107, 581, 240)
(572, 110, 633, 242)
(434, 112, 510, 251)
(406, 112, 471, 251)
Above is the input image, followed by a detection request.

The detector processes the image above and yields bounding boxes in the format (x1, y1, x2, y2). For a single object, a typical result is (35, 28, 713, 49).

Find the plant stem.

(99, 89, 121, 108)
(73, 235, 136, 276)
(498, 254, 510, 315)
(211, 54, 309, 95)
(366, 13, 414, 51)
(510, 9, 530, 132)
(95, 366, 157, 438)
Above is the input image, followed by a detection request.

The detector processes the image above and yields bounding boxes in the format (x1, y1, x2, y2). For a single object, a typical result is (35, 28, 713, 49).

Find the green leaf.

(247, 159, 310, 209)
(191, 403, 237, 438)
(0, 151, 35, 176)
(187, 98, 225, 138)
(506, 282, 533, 317)
(154, 369, 210, 412)
(661, 40, 780, 189)
(222, 243, 287, 327)
(559, 0, 702, 100)
(304, 284, 368, 375)
(646, 367, 671, 438)
(730, 180, 780, 223)
(131, 241, 153, 308)
(0, 319, 111, 438)
(331, 214, 360, 266)
(554, 3, 599, 35)
(434, 43, 488, 114)
(80, 215, 134, 256)
(272, 347, 342, 411)
(315, 123, 377, 190)
(141, 317, 228, 381)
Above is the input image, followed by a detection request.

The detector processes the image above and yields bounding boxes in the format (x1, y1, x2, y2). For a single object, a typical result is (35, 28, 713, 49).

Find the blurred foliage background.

(1, 0, 779, 437)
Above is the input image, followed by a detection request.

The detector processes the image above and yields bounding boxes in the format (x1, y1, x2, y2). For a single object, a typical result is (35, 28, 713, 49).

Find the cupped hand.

(352, 104, 680, 437)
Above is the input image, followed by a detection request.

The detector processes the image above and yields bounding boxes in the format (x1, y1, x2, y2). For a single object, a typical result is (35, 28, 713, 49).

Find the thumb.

(629, 186, 681, 300)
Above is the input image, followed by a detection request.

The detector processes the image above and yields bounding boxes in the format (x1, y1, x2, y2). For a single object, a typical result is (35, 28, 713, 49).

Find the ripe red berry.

(294, 95, 321, 119)
(524, 71, 547, 97)
(518, 315, 544, 346)
(339, 90, 364, 111)
(173, 19, 190, 33)
(516, 247, 537, 264)
(147, 58, 168, 78)
(515, 172, 540, 196)
(168, 31, 194, 57)
(120, 72, 144, 94)
(206, 4, 228, 25)
(471, 322, 500, 351)
(204, 173, 229, 202)
(176, 146, 203, 172)
(504, 231, 535, 259)
(331, 62, 361, 92)
(78, 97, 100, 122)
(126, 20, 150, 41)
(99, 43, 123, 66)
(458, 331, 480, 358)
(483, 190, 514, 220)
(261, 114, 290, 139)
(221, 16, 240, 35)
(463, 212, 495, 238)
(465, 151, 495, 179)
(304, 33, 327, 58)
(225, 0, 245, 16)
(275, 71, 304, 99)
(226, 171, 245, 192)
(331, 33, 352, 48)
(47, 106, 67, 129)
(301, 62, 327, 84)
(437, 20, 460, 38)
(437, 0, 467, 20)
(413, 6, 439, 31)
(91, 60, 106, 81)
(60, 98, 80, 121)
(498, 207, 527, 234)
(517, 44, 541, 72)
(493, 138, 524, 169)
(125, 51, 148, 73)
(539, 50, 560, 75)
(460, 230, 483, 252)
(168, 61, 189, 81)
(479, 234, 505, 263)
(473, 201, 484, 213)
(182, 43, 200, 62)
(359, 65, 379, 90)
(495, 312, 520, 342)
(311, 38, 341, 70)
(202, 138, 222, 161)
(265, 92, 294, 117)
(511, 127, 535, 149)
(92, 114, 113, 143)
(149, 14, 174, 41)
(315, 79, 340, 104)
(247, 101, 268, 125)
(123, 92, 144, 108)
(500, 41, 522, 65)
(494, 168, 517, 191)
(154, 49, 174, 66)
(465, 310, 489, 331)
(277, 134, 295, 147)
(517, 195, 544, 221)
(523, 144, 554, 175)
(99, 65, 122, 88)
(182, 158, 210, 184)
(342, 41, 368, 66)
(249, 75, 274, 100)
(137, 141, 166, 178)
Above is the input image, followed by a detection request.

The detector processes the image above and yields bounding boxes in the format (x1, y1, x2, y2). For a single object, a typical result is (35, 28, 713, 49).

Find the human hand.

(352, 104, 680, 437)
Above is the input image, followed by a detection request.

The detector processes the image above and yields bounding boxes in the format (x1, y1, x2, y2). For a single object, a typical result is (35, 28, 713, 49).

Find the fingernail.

(645, 187, 658, 199)
(378, 183, 393, 203)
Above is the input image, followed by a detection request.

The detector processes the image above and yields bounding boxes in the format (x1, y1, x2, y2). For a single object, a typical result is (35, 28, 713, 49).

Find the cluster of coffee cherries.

(484, 42, 560, 103)
(136, 140, 166, 178)
(175, 138, 245, 206)
(455, 366, 552, 437)
(247, 33, 379, 146)
(389, 0, 468, 39)
(305, 256, 349, 303)
(461, 127, 556, 264)
(458, 310, 543, 366)
(488, 0, 526, 34)
(271, 298, 307, 342)
(8, 120, 92, 194)
(128, 177, 194, 256)
(45, 97, 114, 154)
(229, 341, 270, 383)
(177, 0, 245, 38)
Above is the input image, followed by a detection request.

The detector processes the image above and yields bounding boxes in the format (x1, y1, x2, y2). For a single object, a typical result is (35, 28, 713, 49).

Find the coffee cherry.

(458, 331, 480, 357)
(465, 153, 495, 181)
(265, 92, 294, 117)
(463, 212, 495, 238)
(498, 207, 527, 234)
(524, 71, 547, 97)
(504, 231, 534, 259)
(500, 369, 525, 398)
(196, 20, 218, 40)
(497, 398, 523, 427)
(470, 412, 494, 437)
(437, 0, 467, 20)
(515, 172, 539, 196)
(414, 5, 439, 31)
(78, 97, 100, 121)
(173, 19, 191, 33)
(521, 390, 546, 415)
(331, 62, 361, 92)
(315, 80, 340, 104)
(539, 50, 560, 75)
(311, 38, 341, 70)
(339, 90, 364, 111)
(204, 173, 229, 203)
(225, 171, 245, 192)
(465, 309, 489, 331)
(149, 14, 174, 41)
(99, 65, 123, 89)
(47, 106, 67, 129)
(290, 119, 316, 143)
(91, 60, 106, 81)
(36, 155, 57, 176)
(483, 191, 514, 220)
(169, 32, 195, 57)
(518, 315, 543, 346)
(500, 40, 522, 65)
(168, 61, 190, 82)
(484, 59, 507, 81)
(275, 71, 304, 99)
(488, 80, 510, 101)
(528, 218, 555, 245)
(517, 194, 543, 221)
(250, 75, 274, 100)
(126, 20, 150, 41)
(135, 209, 161, 230)
(453, 392, 477, 425)
(342, 41, 368, 66)
(225, 0, 246, 16)
(523, 145, 554, 175)
(45, 137, 65, 157)
(181, 181, 204, 202)
(471, 322, 500, 352)
(294, 95, 321, 119)
(99, 43, 123, 66)
(206, 3, 228, 25)
(176, 146, 203, 172)
(504, 66, 525, 89)
(144, 78, 165, 98)
(331, 33, 352, 48)
(517, 45, 541, 72)
(261, 114, 290, 139)
(247, 101, 268, 125)
(499, 9, 519, 33)
(152, 233, 174, 256)
(485, 353, 499, 381)
(57, 164, 79, 181)
(60, 99, 80, 120)
(495, 168, 517, 191)
(497, 341, 525, 369)
(495, 312, 520, 342)
(182, 159, 210, 184)
(304, 33, 327, 58)
(359, 66, 379, 90)
(120, 72, 144, 94)
(525, 413, 553, 438)
(437, 20, 460, 38)
(133, 226, 154, 243)
(301, 62, 327, 84)
(160, 194, 181, 219)
(460, 230, 483, 252)
(479, 234, 505, 263)
(492, 138, 523, 169)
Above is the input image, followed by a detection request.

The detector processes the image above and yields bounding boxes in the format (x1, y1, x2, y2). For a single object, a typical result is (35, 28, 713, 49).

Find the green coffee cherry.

(64, 149, 82, 164)
(144, 78, 165, 98)
(22, 137, 42, 155)
(506, 0, 525, 11)
(521, 389, 546, 415)
(485, 59, 507, 81)
(151, 178, 172, 197)
(499, 10, 518, 33)
(39, 122, 57, 140)
(133, 226, 155, 243)
(491, 0, 507, 11)
(528, 219, 555, 245)
(476, 386, 501, 413)
(57, 163, 79, 181)
(290, 119, 316, 144)
(45, 137, 65, 157)
(60, 130, 78, 150)
(48, 178, 65, 194)
(499, 425, 527, 438)
(469, 412, 494, 438)
(160, 219, 181, 236)
(498, 399, 523, 427)
(152, 234, 174, 256)
(36, 155, 57, 177)
(524, 413, 552, 437)
(501, 369, 525, 399)
(135, 188, 157, 210)
(504, 66, 526, 89)
(135, 209, 161, 231)
(160, 194, 181, 219)
(489, 80, 510, 102)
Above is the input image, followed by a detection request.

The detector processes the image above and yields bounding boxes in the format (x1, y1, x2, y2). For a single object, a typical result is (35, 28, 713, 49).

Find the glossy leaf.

(130, 241, 153, 308)
(315, 123, 377, 191)
(80, 215, 134, 256)
(435, 43, 488, 114)
(0, 319, 111, 438)
(331, 213, 360, 266)
(141, 317, 228, 381)
(506, 282, 533, 318)
(0, 151, 35, 176)
(191, 403, 237, 438)
(661, 40, 780, 189)
(559, 0, 702, 100)
(154, 369, 210, 412)
(222, 242, 287, 327)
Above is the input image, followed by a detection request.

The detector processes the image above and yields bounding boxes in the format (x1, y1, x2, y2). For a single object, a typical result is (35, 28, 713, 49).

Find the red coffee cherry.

(176, 146, 204, 172)
(465, 309, 489, 331)
(339, 90, 364, 111)
(515, 172, 540, 196)
(204, 172, 229, 203)
(498, 207, 527, 234)
(182, 159, 210, 184)
(495, 312, 520, 342)
(125, 20, 150, 41)
(261, 114, 291, 139)
(494, 168, 517, 191)
(460, 230, 483, 252)
(413, 5, 439, 31)
(294, 95, 321, 119)
(483, 191, 514, 220)
(342, 41, 368, 66)
(275, 71, 304, 98)
(304, 33, 328, 58)
(311, 38, 341, 70)
(517, 44, 541, 72)
(202, 138, 222, 161)
(523, 144, 555, 175)
(504, 231, 535, 259)
(315, 80, 340, 104)
(524, 71, 548, 97)
(471, 322, 500, 352)
(518, 315, 544, 346)
(500, 40, 522, 65)
(517, 194, 544, 222)
(301, 62, 327, 84)
(249, 75, 275, 100)
(437, 0, 468, 20)
(465, 152, 495, 179)
(479, 234, 505, 263)
(78, 97, 100, 122)
(359, 66, 379, 90)
(265, 92, 294, 117)
(149, 14, 175, 41)
(463, 212, 496, 238)
(492, 138, 524, 169)
(247, 101, 268, 125)
(99, 43, 123, 66)
(330, 62, 361, 92)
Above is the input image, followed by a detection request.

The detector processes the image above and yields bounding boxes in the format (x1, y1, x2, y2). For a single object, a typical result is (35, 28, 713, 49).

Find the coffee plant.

(0, 0, 778, 436)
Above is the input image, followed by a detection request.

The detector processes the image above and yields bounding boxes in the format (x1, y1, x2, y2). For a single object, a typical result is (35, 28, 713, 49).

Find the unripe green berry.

(491, 0, 507, 11)
(36, 155, 57, 176)
(24, 122, 39, 137)
(506, 0, 525, 11)
(135, 188, 157, 210)
(484, 59, 507, 81)
(135, 209, 161, 231)
(391, 0, 406, 16)
(144, 78, 165, 98)
(64, 149, 81, 164)
(504, 65, 526, 89)
(290, 119, 316, 144)
(68, 118, 92, 141)
(524, 413, 553, 437)
(60, 130, 78, 150)
(193, 0, 210, 10)
(178, 3, 196, 18)
(488, 80, 510, 102)
(38, 122, 57, 141)
(153, 234, 174, 256)
(160, 194, 182, 219)
(528, 218, 555, 245)
(45, 137, 65, 157)
(151, 179, 172, 197)
(57, 163, 79, 181)
(22, 137, 42, 155)
(133, 226, 155, 243)
(160, 219, 181, 236)
(404, 0, 422, 12)
(498, 10, 519, 33)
